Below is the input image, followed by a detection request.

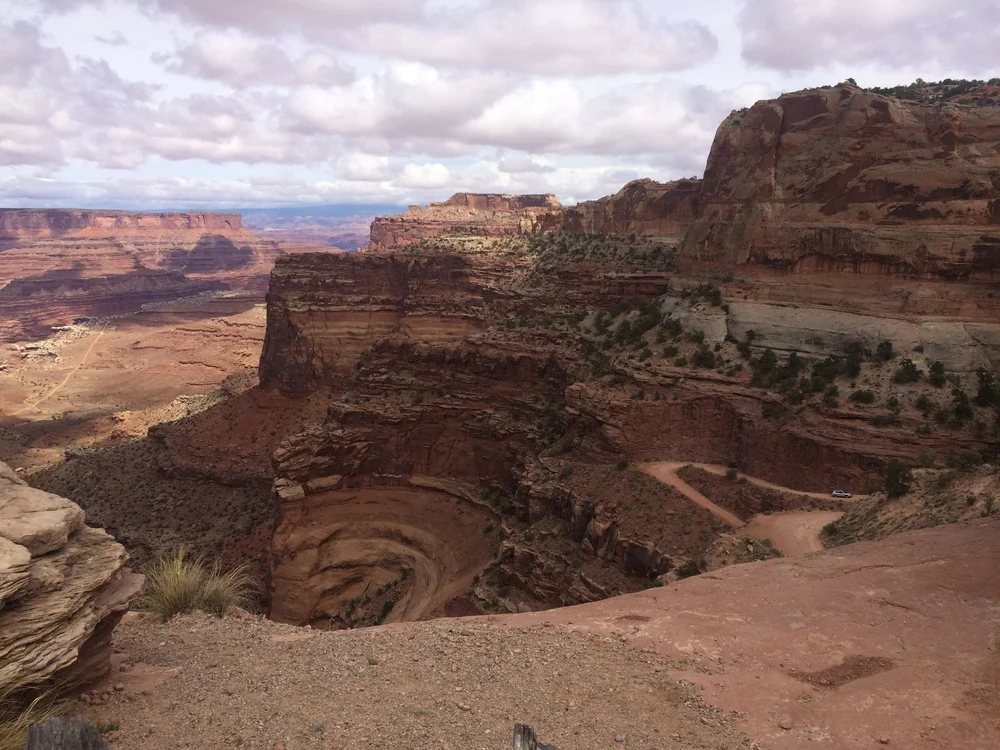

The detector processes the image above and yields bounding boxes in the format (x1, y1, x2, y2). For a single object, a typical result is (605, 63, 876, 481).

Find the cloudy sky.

(1, 0, 996, 209)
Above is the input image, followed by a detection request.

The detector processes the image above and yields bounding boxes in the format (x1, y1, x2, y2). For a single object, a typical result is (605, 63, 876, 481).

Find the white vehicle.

(831, 490, 853, 498)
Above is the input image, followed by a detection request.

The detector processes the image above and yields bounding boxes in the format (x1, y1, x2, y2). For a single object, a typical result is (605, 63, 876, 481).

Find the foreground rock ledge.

(0, 461, 143, 693)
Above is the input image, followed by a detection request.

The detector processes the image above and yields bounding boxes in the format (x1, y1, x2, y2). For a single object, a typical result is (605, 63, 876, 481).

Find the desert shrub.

(883, 460, 913, 498)
(871, 412, 899, 427)
(142, 549, 253, 621)
(616, 460, 628, 471)
(886, 396, 900, 410)
(674, 356, 688, 367)
(685, 330, 705, 344)
(876, 340, 894, 361)
(725, 468, 739, 480)
(976, 367, 1000, 408)
(762, 403, 783, 420)
(676, 560, 703, 579)
(663, 345, 678, 357)
(0, 687, 63, 750)
(823, 384, 840, 407)
(558, 466, 573, 480)
(914, 394, 932, 412)
(785, 390, 804, 405)
(892, 357, 923, 384)
(917, 451, 936, 468)
(850, 389, 876, 404)
(952, 387, 974, 424)
(947, 451, 983, 471)
(929, 361, 946, 387)
(692, 344, 716, 368)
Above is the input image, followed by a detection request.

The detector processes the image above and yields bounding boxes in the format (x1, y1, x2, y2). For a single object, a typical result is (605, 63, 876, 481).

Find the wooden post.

(513, 723, 557, 750)
(24, 717, 109, 750)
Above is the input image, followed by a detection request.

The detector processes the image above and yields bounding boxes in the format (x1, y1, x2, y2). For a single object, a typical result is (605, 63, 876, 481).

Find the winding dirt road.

(10, 324, 107, 417)
(638, 461, 850, 556)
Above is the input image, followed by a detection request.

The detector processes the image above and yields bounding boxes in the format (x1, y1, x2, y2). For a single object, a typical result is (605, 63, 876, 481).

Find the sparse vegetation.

(142, 549, 254, 621)
(883, 460, 913, 498)
(0, 686, 62, 750)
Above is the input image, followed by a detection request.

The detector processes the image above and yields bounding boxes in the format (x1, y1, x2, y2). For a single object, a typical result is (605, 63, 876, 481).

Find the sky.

(1, 0, 997, 209)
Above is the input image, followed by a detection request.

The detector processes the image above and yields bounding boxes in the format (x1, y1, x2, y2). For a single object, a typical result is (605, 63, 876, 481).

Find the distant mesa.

(367, 192, 562, 250)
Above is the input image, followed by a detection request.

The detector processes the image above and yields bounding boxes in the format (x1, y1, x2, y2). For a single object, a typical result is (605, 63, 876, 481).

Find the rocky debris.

(368, 193, 562, 250)
(76, 610, 752, 750)
(0, 461, 143, 693)
(561, 178, 700, 242)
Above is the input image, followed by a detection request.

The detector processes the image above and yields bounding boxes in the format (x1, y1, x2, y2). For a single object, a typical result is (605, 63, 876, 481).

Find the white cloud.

(160, 30, 354, 88)
(739, 0, 1000, 73)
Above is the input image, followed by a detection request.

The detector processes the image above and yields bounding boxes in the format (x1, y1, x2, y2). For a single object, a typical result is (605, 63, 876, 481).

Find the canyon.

(0, 209, 285, 343)
(2, 82, 999, 749)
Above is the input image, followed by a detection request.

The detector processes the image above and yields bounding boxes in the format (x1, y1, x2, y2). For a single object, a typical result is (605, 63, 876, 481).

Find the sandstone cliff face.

(0, 209, 283, 342)
(561, 178, 700, 242)
(367, 193, 562, 250)
(680, 82, 1000, 275)
(0, 461, 142, 693)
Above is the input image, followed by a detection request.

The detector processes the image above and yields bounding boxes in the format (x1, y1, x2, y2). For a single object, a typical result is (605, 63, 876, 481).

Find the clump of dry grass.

(0, 686, 62, 750)
(141, 549, 254, 621)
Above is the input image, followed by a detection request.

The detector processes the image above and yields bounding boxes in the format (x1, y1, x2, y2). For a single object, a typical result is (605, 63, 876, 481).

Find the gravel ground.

(77, 611, 755, 750)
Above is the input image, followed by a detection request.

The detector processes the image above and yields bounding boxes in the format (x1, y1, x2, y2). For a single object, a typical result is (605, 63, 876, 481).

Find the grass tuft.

(142, 549, 254, 621)
(0, 686, 63, 750)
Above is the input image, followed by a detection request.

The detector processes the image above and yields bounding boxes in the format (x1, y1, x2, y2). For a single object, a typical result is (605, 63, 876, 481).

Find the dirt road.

(742, 510, 844, 555)
(637, 462, 743, 526)
(10, 324, 107, 417)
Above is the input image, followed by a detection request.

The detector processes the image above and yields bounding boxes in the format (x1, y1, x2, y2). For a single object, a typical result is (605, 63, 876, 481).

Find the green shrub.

(917, 452, 936, 468)
(663, 345, 678, 357)
(876, 340, 894, 361)
(142, 549, 254, 621)
(823, 384, 840, 408)
(883, 460, 912, 498)
(947, 451, 983, 470)
(952, 387, 974, 424)
(892, 357, 922, 384)
(692, 344, 716, 368)
(762, 403, 782, 420)
(674, 356, 688, 367)
(676, 560, 703, 579)
(929, 361, 946, 387)
(850, 389, 876, 404)
(616, 460, 628, 471)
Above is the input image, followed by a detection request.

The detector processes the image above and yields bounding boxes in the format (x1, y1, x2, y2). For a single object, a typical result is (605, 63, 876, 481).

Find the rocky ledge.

(0, 461, 143, 693)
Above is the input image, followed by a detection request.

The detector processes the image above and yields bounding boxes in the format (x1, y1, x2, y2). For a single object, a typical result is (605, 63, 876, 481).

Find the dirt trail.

(639, 462, 852, 556)
(10, 324, 107, 417)
(743, 510, 844, 555)
(638, 462, 743, 526)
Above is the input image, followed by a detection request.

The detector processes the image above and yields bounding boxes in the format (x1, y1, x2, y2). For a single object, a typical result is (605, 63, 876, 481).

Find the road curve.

(638, 462, 743, 527)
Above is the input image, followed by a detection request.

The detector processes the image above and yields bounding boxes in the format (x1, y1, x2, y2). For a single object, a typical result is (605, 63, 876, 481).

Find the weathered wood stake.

(513, 723, 557, 750)
(24, 717, 109, 750)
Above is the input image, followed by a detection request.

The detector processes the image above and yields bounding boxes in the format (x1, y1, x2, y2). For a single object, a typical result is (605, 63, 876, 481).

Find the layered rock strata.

(561, 178, 700, 242)
(0, 210, 283, 342)
(367, 193, 562, 250)
(681, 82, 1000, 276)
(0, 461, 142, 693)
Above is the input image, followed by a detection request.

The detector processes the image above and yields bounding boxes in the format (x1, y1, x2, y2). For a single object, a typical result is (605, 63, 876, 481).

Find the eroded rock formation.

(0, 210, 283, 342)
(561, 178, 700, 243)
(0, 461, 142, 693)
(367, 193, 562, 250)
(680, 82, 1000, 275)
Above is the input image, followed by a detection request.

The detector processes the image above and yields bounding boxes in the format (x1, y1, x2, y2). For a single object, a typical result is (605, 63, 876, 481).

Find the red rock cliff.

(367, 193, 562, 250)
(561, 178, 700, 243)
(680, 82, 1000, 275)
(0, 209, 283, 341)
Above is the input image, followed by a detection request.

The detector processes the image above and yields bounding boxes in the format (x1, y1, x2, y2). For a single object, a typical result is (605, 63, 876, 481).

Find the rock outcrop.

(0, 210, 283, 342)
(680, 82, 1000, 275)
(561, 178, 700, 242)
(367, 193, 561, 250)
(0, 461, 142, 693)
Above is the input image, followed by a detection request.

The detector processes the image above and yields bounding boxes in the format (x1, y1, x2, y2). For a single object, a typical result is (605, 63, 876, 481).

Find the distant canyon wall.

(367, 193, 562, 250)
(0, 209, 283, 342)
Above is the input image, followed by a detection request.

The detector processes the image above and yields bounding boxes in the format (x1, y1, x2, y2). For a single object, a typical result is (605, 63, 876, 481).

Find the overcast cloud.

(1, 0, 997, 208)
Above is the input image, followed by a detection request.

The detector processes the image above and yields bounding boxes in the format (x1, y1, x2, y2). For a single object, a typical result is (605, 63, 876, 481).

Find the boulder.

(0, 461, 143, 693)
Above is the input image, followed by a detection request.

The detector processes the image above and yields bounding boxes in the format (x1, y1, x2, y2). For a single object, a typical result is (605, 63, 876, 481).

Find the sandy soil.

(0, 295, 265, 470)
(742, 510, 844, 555)
(80, 518, 1000, 750)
